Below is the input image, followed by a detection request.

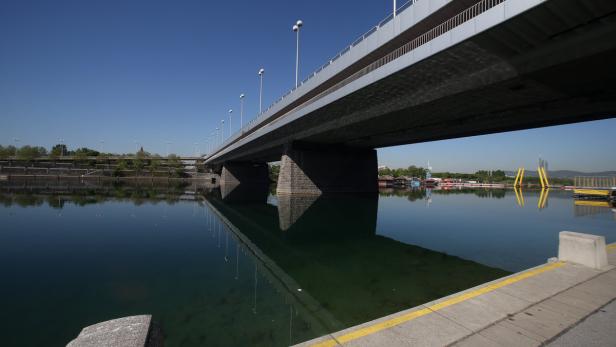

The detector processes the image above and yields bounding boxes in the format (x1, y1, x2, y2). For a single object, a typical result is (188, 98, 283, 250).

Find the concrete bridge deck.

(205, 0, 616, 196)
(295, 242, 616, 346)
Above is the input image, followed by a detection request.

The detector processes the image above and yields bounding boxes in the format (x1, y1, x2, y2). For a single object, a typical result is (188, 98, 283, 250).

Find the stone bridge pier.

(276, 143, 377, 196)
(220, 161, 270, 186)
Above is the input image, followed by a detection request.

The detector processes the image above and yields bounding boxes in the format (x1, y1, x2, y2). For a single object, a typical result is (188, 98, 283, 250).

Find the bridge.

(205, 0, 616, 195)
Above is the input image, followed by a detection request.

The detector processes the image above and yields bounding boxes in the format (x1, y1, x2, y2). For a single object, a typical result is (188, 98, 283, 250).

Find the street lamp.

(220, 119, 225, 143)
(165, 141, 172, 157)
(393, 0, 397, 17)
(215, 128, 220, 147)
(58, 138, 64, 157)
(292, 20, 303, 88)
(100, 140, 104, 154)
(258, 68, 265, 113)
(239, 94, 245, 128)
(194, 142, 200, 157)
(228, 109, 233, 137)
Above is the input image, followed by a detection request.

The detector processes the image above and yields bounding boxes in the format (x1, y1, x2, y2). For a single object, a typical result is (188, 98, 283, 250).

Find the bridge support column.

(220, 161, 269, 186)
(277, 144, 377, 195)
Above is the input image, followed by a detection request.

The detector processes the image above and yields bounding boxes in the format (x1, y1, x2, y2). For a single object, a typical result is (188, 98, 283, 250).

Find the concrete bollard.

(558, 231, 608, 270)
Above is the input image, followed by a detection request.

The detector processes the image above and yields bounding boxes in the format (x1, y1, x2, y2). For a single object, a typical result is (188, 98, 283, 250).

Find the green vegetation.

(0, 143, 192, 178)
(378, 165, 428, 178)
(0, 145, 17, 159)
(269, 163, 280, 182)
(16, 145, 47, 160)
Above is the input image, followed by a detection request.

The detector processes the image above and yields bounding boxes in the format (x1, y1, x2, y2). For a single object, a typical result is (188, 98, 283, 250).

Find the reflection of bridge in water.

(210, 183, 510, 330)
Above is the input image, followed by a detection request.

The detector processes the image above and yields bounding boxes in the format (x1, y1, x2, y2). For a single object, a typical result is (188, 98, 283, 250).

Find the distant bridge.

(204, 0, 616, 195)
(1, 156, 203, 162)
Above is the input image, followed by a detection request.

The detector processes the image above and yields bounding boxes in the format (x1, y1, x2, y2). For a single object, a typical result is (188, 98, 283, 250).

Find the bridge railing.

(209, 0, 507, 159)
(207, 0, 419, 158)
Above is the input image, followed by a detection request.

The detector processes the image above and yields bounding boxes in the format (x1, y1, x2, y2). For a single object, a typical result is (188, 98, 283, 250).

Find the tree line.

(0, 143, 175, 160)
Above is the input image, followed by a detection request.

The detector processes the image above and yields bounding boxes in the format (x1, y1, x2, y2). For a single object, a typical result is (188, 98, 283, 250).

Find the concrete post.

(276, 144, 377, 195)
(558, 231, 608, 270)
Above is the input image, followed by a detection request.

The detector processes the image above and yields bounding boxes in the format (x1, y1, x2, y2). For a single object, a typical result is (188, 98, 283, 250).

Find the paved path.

(295, 244, 616, 347)
(546, 299, 616, 347)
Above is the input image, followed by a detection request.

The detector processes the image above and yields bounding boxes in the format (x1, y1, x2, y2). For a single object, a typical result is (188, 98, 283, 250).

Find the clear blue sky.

(1, 0, 615, 172)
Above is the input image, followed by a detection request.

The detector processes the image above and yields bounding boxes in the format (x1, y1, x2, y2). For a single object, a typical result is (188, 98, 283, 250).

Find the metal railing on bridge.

(209, 0, 507, 159)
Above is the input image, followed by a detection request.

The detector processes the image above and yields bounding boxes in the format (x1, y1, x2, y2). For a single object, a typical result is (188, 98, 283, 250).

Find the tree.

(16, 146, 46, 160)
(0, 145, 17, 159)
(51, 144, 67, 157)
(74, 147, 100, 157)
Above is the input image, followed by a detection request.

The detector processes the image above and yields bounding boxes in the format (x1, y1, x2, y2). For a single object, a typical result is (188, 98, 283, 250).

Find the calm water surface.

(1, 180, 615, 346)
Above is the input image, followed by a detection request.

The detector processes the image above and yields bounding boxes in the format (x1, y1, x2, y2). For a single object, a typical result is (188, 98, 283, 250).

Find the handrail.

(209, 0, 506, 159)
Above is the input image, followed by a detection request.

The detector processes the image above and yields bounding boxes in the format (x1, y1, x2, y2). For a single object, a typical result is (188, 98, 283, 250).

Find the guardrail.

(209, 0, 507, 159)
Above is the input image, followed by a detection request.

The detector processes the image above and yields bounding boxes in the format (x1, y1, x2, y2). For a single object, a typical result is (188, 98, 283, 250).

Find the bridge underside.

(210, 0, 616, 195)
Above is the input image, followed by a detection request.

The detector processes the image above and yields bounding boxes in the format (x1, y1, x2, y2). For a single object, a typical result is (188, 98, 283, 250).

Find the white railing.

(209, 0, 506, 159)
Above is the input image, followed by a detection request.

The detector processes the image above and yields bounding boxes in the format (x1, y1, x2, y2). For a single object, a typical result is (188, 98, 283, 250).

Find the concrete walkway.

(546, 299, 616, 347)
(295, 243, 616, 347)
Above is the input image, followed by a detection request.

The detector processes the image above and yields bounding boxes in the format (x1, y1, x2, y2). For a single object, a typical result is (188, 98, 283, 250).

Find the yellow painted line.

(608, 244, 616, 251)
(312, 261, 565, 347)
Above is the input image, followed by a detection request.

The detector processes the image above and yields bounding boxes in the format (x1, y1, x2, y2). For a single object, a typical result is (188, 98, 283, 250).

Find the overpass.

(205, 0, 616, 195)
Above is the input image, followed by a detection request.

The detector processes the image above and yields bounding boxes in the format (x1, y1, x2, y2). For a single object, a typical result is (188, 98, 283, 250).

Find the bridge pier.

(220, 161, 270, 186)
(276, 144, 377, 195)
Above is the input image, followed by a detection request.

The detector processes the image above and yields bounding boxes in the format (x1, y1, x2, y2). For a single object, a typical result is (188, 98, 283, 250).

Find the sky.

(1, 0, 615, 173)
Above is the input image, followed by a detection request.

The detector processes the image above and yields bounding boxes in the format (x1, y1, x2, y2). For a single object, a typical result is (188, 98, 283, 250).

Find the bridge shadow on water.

(210, 183, 511, 330)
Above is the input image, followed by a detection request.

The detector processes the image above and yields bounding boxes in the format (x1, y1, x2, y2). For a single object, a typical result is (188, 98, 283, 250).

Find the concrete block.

(67, 315, 153, 347)
(558, 231, 608, 270)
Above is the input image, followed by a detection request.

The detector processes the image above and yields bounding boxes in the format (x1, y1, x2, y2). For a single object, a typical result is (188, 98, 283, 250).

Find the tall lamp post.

(292, 20, 303, 88)
(228, 109, 233, 137)
(239, 94, 245, 128)
(393, 0, 397, 17)
(220, 119, 225, 144)
(258, 68, 265, 113)
(215, 128, 220, 147)
(165, 141, 172, 157)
